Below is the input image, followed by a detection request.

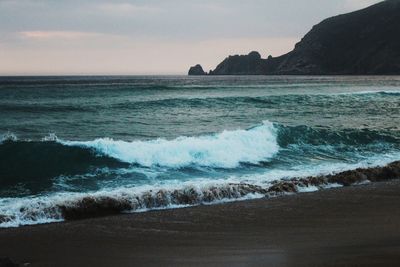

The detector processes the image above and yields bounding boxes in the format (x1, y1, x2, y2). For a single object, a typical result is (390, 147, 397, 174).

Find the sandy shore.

(1, 179, 400, 267)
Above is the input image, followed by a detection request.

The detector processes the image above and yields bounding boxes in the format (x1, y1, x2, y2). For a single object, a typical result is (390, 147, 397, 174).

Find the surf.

(1, 159, 399, 228)
(61, 121, 280, 168)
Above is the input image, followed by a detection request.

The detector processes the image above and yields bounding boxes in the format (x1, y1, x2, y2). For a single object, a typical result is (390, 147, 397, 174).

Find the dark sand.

(1, 181, 400, 267)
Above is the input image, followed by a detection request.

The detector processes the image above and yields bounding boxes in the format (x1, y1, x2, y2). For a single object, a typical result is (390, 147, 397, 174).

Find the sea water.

(0, 75, 399, 227)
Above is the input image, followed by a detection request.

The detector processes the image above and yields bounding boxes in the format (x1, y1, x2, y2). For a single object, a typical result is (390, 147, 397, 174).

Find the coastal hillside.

(190, 0, 400, 75)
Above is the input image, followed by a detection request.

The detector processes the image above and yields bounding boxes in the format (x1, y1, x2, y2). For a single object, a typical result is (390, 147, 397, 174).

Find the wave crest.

(0, 132, 17, 143)
(62, 121, 279, 168)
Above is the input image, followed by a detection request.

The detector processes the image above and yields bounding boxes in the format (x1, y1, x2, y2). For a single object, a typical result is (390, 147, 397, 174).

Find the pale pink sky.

(0, 0, 381, 75)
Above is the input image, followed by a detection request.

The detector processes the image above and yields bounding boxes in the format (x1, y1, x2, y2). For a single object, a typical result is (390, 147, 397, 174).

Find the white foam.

(1, 151, 399, 228)
(236, 151, 400, 186)
(297, 185, 320, 193)
(41, 133, 59, 142)
(335, 90, 400, 96)
(61, 121, 279, 168)
(0, 132, 17, 143)
(0, 179, 265, 227)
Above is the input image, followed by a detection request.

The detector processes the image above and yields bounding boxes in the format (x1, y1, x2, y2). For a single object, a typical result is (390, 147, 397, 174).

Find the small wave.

(41, 133, 59, 142)
(335, 90, 400, 96)
(0, 182, 268, 227)
(1, 160, 399, 228)
(0, 132, 18, 143)
(277, 125, 399, 147)
(0, 103, 94, 113)
(0, 140, 128, 189)
(61, 121, 280, 169)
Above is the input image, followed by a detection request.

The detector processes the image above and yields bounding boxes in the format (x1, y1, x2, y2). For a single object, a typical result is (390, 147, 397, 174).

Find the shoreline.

(1, 161, 399, 227)
(1, 176, 400, 266)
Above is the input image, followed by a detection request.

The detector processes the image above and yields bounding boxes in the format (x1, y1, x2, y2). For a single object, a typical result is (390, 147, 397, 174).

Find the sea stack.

(188, 64, 207, 75)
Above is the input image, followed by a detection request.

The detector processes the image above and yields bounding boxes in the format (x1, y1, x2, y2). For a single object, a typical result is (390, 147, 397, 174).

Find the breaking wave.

(1, 121, 399, 185)
(1, 120, 399, 228)
(61, 121, 279, 168)
(1, 160, 399, 228)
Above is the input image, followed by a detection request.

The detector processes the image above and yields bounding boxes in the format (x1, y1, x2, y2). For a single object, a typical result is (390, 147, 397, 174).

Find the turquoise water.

(0, 76, 399, 226)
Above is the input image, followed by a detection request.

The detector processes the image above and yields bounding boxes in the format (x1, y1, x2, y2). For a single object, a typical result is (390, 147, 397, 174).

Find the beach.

(1, 179, 400, 267)
(0, 76, 399, 266)
(1, 1, 400, 266)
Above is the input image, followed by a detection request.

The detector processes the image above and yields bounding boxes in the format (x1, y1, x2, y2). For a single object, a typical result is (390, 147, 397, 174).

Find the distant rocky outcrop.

(209, 51, 266, 75)
(188, 64, 207, 75)
(190, 0, 400, 75)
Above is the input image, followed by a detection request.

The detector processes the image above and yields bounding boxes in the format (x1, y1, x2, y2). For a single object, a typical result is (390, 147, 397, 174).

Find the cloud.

(0, 0, 384, 74)
(195, 3, 233, 14)
(97, 3, 160, 16)
(19, 31, 101, 40)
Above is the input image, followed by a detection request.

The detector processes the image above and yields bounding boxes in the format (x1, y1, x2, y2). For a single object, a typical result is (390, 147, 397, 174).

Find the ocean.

(0, 75, 399, 227)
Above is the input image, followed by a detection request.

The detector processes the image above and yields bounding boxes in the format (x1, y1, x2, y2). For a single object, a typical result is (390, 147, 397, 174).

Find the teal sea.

(0, 76, 399, 227)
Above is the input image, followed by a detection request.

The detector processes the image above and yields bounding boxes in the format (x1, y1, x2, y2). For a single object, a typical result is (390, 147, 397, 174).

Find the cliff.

(189, 0, 400, 75)
(208, 51, 266, 75)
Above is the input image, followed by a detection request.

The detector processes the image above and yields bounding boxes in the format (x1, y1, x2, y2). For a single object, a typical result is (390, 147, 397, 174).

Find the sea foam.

(0, 132, 17, 143)
(1, 154, 399, 228)
(61, 121, 279, 168)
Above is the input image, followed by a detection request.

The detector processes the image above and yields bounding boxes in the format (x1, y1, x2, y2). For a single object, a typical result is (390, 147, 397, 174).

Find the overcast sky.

(0, 0, 381, 75)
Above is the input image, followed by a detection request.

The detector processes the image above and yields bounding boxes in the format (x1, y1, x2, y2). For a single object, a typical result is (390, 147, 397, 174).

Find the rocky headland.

(189, 0, 400, 75)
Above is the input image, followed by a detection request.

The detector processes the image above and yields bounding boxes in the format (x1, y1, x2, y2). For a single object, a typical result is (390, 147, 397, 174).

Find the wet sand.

(1, 180, 400, 267)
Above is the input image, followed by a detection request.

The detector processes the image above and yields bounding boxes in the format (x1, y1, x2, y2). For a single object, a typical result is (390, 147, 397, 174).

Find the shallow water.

(0, 75, 399, 227)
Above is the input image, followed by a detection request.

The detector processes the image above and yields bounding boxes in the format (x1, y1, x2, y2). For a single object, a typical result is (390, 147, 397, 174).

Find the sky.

(0, 0, 381, 75)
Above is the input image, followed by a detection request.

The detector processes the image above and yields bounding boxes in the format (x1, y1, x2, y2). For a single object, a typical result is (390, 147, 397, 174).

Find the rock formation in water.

(190, 0, 400, 75)
(188, 64, 207, 75)
(209, 51, 266, 75)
